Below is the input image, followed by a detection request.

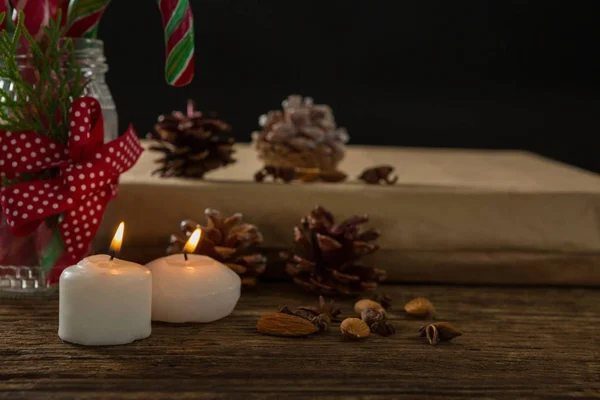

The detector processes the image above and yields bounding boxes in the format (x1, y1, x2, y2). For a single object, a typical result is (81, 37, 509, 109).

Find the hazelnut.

(340, 318, 370, 339)
(360, 308, 385, 326)
(354, 299, 384, 315)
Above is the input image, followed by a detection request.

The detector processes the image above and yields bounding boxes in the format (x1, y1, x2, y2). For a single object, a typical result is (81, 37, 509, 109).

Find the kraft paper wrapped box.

(95, 141, 600, 286)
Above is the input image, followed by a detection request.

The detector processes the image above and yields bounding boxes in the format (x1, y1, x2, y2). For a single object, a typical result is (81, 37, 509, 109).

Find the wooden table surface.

(1, 283, 599, 400)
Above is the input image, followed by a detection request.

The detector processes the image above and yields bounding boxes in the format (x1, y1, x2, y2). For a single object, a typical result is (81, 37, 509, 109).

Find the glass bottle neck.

(6, 38, 108, 75)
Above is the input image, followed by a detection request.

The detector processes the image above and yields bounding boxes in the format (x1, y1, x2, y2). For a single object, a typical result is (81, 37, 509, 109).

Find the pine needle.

(0, 11, 89, 144)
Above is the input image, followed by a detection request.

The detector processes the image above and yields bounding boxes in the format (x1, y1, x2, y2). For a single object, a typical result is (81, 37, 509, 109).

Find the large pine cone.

(281, 206, 387, 296)
(148, 100, 236, 178)
(251, 95, 349, 170)
(167, 208, 267, 286)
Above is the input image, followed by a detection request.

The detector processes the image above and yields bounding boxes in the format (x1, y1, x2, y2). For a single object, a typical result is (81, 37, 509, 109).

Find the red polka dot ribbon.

(0, 96, 143, 269)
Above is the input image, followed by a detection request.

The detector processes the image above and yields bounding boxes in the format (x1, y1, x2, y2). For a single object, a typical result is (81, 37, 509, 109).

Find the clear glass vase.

(0, 216, 57, 298)
(0, 39, 115, 298)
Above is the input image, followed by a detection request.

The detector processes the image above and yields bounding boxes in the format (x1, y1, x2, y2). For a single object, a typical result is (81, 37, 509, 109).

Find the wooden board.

(1, 283, 599, 399)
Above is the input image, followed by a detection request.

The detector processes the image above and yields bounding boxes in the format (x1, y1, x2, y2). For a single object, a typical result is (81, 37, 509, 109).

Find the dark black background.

(99, 0, 600, 171)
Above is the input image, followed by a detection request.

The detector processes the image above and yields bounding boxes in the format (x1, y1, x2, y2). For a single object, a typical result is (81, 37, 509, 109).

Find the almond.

(404, 297, 435, 318)
(340, 318, 370, 339)
(256, 313, 317, 337)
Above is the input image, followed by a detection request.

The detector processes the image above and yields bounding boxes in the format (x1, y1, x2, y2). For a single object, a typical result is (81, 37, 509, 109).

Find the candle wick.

(184, 252, 188, 261)
(109, 249, 115, 261)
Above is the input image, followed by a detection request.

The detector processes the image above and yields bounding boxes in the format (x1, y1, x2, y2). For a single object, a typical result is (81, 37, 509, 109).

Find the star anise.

(278, 296, 342, 332)
(358, 165, 398, 185)
(297, 296, 343, 322)
(371, 320, 396, 336)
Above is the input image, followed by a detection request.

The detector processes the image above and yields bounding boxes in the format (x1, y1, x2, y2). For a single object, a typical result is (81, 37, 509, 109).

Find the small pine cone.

(281, 206, 386, 296)
(168, 208, 267, 286)
(148, 100, 236, 179)
(251, 95, 349, 170)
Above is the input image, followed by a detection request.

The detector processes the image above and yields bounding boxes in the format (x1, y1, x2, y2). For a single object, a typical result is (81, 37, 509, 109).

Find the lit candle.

(146, 228, 241, 323)
(58, 222, 152, 346)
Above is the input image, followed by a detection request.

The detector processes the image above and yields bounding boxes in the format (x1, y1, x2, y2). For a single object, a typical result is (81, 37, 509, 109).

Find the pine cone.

(281, 206, 386, 296)
(251, 95, 349, 171)
(148, 100, 236, 178)
(167, 208, 267, 286)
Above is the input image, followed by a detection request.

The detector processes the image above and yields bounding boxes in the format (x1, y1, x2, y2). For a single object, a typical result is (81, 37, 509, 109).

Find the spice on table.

(360, 308, 385, 326)
(254, 166, 297, 183)
(316, 170, 348, 182)
(278, 296, 342, 332)
(256, 313, 318, 337)
(354, 297, 396, 337)
(279, 305, 331, 332)
(297, 296, 343, 322)
(419, 322, 462, 346)
(254, 166, 347, 183)
(371, 320, 396, 336)
(358, 165, 398, 185)
(340, 318, 370, 340)
(404, 297, 436, 318)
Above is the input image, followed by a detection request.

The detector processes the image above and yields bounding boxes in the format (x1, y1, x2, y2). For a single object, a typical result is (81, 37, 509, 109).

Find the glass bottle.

(0, 38, 116, 297)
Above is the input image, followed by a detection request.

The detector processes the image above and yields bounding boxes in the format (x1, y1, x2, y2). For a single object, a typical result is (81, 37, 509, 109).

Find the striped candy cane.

(158, 0, 195, 87)
(50, 0, 70, 27)
(12, 0, 51, 40)
(65, 0, 195, 86)
(66, 0, 111, 37)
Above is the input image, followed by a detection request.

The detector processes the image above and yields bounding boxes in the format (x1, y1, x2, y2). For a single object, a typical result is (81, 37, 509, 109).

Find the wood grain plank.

(1, 283, 600, 399)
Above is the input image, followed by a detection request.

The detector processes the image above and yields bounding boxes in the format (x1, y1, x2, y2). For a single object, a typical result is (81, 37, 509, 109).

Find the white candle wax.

(146, 254, 241, 323)
(58, 254, 152, 346)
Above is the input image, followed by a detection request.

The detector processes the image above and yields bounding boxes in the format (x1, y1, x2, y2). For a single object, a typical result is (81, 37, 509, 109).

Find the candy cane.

(12, 0, 51, 40)
(66, 0, 111, 37)
(65, 0, 195, 86)
(50, 0, 70, 27)
(158, 0, 195, 86)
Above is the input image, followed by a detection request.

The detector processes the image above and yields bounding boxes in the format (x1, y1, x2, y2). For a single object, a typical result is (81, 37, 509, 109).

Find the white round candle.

(146, 254, 241, 323)
(58, 254, 152, 346)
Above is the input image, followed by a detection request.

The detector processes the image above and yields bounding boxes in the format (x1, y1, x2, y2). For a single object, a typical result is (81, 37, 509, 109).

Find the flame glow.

(183, 228, 202, 254)
(109, 222, 125, 253)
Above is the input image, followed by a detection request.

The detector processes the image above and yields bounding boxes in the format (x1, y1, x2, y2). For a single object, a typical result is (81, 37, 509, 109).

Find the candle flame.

(109, 222, 125, 253)
(183, 228, 202, 254)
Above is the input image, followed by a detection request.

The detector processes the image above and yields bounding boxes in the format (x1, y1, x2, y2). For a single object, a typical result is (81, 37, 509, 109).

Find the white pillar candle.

(146, 254, 241, 323)
(59, 254, 152, 345)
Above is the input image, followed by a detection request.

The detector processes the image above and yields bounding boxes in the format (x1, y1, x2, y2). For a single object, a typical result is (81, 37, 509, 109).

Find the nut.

(360, 308, 385, 326)
(419, 322, 462, 345)
(371, 320, 396, 336)
(354, 299, 385, 315)
(257, 313, 318, 337)
(340, 318, 371, 339)
(404, 297, 435, 318)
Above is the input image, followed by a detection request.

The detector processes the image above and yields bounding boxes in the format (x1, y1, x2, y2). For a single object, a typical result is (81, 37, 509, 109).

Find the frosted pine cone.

(251, 95, 349, 171)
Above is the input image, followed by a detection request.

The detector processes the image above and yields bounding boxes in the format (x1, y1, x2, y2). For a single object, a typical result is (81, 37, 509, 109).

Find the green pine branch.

(0, 11, 90, 144)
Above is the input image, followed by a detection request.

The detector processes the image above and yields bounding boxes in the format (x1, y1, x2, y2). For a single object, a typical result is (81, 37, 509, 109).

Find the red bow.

(0, 97, 143, 269)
